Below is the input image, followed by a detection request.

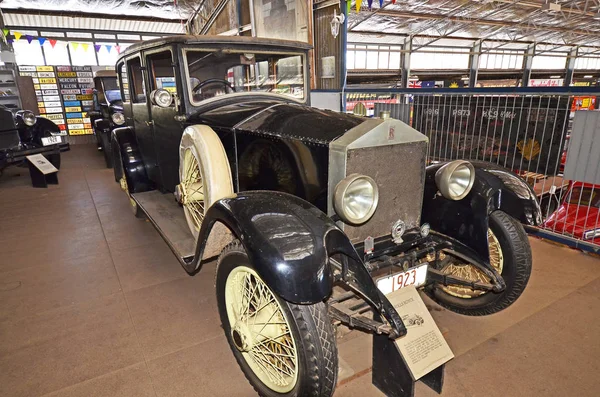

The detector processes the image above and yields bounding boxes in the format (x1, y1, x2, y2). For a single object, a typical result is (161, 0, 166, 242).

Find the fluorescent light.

(584, 75, 594, 78)
(550, 75, 561, 78)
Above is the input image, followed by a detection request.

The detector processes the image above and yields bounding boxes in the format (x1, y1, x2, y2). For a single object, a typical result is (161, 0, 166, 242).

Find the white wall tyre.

(178, 125, 234, 238)
(216, 241, 338, 397)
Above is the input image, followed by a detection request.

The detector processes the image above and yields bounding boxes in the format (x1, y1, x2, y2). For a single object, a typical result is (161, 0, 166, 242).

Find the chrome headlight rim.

(151, 88, 173, 108)
(23, 111, 36, 126)
(333, 173, 379, 226)
(435, 160, 475, 201)
(111, 112, 125, 126)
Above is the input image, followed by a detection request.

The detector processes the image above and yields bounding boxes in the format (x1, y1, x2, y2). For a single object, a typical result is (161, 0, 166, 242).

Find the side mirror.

(150, 89, 173, 108)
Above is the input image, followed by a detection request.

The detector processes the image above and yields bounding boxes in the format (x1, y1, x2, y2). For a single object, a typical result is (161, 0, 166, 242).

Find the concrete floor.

(1, 145, 599, 397)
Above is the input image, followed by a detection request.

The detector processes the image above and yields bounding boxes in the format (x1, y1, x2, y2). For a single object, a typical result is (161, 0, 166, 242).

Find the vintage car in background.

(0, 106, 69, 174)
(111, 36, 541, 396)
(543, 181, 600, 244)
(89, 71, 123, 168)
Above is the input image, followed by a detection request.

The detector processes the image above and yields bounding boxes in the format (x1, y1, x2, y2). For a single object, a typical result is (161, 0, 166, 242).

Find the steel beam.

(469, 40, 482, 88)
(400, 37, 412, 89)
(521, 44, 535, 87)
(565, 47, 578, 86)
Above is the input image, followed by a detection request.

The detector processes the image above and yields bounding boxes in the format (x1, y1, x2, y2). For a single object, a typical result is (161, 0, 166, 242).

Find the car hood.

(187, 98, 365, 145)
(543, 203, 600, 237)
(109, 102, 123, 112)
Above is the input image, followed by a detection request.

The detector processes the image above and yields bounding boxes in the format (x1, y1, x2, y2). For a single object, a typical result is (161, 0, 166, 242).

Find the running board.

(132, 190, 196, 262)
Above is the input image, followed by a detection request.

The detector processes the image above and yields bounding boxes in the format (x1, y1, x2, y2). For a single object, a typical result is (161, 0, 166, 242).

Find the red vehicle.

(543, 181, 600, 243)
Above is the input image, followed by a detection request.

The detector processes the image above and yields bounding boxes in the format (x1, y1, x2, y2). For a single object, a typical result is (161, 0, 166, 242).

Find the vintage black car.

(89, 71, 123, 168)
(0, 106, 68, 173)
(112, 36, 541, 396)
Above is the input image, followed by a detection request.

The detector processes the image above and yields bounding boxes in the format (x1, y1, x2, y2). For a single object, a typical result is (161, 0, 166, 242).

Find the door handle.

(145, 121, 154, 126)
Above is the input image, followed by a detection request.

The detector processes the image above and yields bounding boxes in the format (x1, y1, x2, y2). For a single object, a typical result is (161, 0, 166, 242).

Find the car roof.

(118, 35, 312, 62)
(571, 181, 600, 189)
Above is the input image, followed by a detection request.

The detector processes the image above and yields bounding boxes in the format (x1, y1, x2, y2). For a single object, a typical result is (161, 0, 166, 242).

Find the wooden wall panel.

(314, 4, 342, 90)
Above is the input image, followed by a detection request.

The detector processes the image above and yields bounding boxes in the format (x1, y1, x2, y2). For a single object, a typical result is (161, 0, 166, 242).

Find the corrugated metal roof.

(4, 12, 186, 34)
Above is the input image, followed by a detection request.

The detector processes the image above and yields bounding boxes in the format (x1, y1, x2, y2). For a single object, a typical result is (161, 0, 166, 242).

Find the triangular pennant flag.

(49, 39, 57, 48)
(94, 44, 101, 52)
(7, 38, 13, 44)
(25, 35, 33, 44)
(392, 0, 396, 3)
(104, 44, 112, 53)
(38, 37, 46, 46)
(72, 42, 79, 51)
(379, 0, 383, 6)
(367, 0, 373, 10)
(347, 0, 351, 15)
(81, 43, 89, 51)
(2, 29, 9, 37)
(356, 0, 360, 13)
(14, 31, 22, 41)
(115, 45, 122, 54)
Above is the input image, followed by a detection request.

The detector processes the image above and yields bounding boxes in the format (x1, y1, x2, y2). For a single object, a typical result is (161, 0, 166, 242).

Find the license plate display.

(41, 136, 61, 146)
(376, 264, 428, 295)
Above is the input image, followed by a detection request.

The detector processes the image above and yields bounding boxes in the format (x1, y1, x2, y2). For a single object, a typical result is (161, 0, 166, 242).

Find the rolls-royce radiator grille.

(343, 141, 427, 243)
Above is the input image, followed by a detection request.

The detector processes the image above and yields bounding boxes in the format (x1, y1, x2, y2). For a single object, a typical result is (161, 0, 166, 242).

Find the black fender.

(188, 191, 407, 338)
(94, 118, 111, 133)
(422, 160, 542, 260)
(111, 127, 151, 193)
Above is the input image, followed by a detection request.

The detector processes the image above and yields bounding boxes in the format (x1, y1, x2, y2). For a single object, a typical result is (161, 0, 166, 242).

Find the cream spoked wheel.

(440, 228, 504, 298)
(180, 148, 205, 233)
(225, 266, 299, 393)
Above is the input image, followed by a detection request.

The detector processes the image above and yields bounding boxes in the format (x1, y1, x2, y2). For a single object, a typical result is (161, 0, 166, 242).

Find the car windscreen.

(105, 89, 122, 103)
(568, 187, 600, 208)
(185, 49, 305, 104)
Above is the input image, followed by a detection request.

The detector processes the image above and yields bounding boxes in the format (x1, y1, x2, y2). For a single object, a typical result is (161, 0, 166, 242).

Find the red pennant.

(115, 45, 122, 54)
(49, 39, 57, 48)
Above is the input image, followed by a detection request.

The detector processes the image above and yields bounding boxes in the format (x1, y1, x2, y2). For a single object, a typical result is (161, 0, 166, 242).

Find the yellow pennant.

(356, 0, 361, 13)
(13, 31, 22, 41)
(81, 43, 89, 51)
(72, 42, 79, 51)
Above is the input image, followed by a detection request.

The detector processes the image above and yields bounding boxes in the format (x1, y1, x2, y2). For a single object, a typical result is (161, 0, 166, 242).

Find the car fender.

(112, 126, 151, 193)
(94, 118, 110, 134)
(422, 161, 541, 260)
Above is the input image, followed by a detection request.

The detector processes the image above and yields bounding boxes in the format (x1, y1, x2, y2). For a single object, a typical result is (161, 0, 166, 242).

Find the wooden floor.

(1, 145, 599, 397)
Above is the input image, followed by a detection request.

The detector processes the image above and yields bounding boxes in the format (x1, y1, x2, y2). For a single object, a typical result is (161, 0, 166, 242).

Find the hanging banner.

(38, 37, 46, 46)
(14, 31, 22, 41)
(104, 44, 112, 53)
(49, 39, 57, 48)
(81, 43, 89, 51)
(25, 35, 33, 44)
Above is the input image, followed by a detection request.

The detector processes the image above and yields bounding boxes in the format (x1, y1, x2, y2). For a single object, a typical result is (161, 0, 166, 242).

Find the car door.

(145, 47, 183, 192)
(126, 54, 160, 184)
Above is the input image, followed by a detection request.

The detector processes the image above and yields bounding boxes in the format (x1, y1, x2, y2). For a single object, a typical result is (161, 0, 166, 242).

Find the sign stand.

(372, 333, 445, 397)
(25, 154, 59, 188)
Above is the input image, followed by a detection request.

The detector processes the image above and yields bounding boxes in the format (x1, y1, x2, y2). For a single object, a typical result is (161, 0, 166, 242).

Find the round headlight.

(435, 160, 475, 200)
(334, 174, 379, 225)
(23, 111, 36, 126)
(152, 89, 173, 108)
(111, 112, 125, 126)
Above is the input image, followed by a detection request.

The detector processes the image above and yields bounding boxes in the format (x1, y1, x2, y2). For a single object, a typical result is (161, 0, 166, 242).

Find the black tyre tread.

(430, 211, 532, 316)
(216, 241, 338, 397)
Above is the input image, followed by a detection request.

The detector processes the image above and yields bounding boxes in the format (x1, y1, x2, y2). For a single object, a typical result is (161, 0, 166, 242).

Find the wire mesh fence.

(343, 88, 600, 252)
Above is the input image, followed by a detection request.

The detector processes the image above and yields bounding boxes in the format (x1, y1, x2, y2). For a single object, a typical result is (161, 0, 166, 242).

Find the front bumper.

(0, 142, 69, 167)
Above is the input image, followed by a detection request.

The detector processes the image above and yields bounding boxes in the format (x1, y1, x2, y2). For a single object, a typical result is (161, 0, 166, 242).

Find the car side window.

(117, 62, 130, 103)
(128, 57, 146, 103)
(147, 50, 177, 102)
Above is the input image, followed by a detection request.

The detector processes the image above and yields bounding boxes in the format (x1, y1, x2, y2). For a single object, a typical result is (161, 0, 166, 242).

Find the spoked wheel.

(216, 241, 338, 397)
(179, 148, 206, 235)
(427, 210, 532, 315)
(178, 125, 234, 238)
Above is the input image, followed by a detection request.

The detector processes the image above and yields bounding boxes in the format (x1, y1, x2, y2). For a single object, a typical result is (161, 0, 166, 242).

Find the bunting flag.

(356, 0, 360, 13)
(7, 38, 13, 44)
(2, 28, 9, 37)
(81, 43, 89, 51)
(13, 31, 22, 41)
(38, 37, 46, 46)
(115, 45, 122, 54)
(367, 0, 373, 10)
(94, 44, 101, 52)
(25, 35, 33, 44)
(49, 39, 57, 48)
(392, 0, 396, 3)
(72, 42, 80, 51)
(104, 44, 112, 53)
(347, 0, 351, 15)
(379, 0, 383, 6)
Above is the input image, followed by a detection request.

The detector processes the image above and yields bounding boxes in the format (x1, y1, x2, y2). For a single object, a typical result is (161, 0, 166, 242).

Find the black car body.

(111, 35, 541, 396)
(89, 72, 123, 168)
(0, 106, 69, 171)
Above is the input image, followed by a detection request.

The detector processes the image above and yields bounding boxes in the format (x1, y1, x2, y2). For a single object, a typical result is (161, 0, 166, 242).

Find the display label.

(64, 101, 81, 107)
(61, 83, 79, 89)
(65, 106, 82, 112)
(68, 123, 85, 129)
(77, 77, 93, 84)
(46, 107, 64, 113)
(39, 78, 56, 84)
(43, 95, 60, 102)
(81, 100, 93, 106)
(67, 118, 84, 124)
(66, 112, 83, 118)
(80, 88, 93, 95)
(34, 84, 41, 90)
(43, 113, 65, 121)
(35, 90, 42, 96)
(20, 72, 37, 77)
(61, 89, 81, 94)
(58, 72, 77, 77)
(68, 129, 87, 135)
(56, 66, 72, 71)
(19, 66, 36, 72)
(63, 95, 77, 100)
(38, 102, 45, 108)
(40, 84, 58, 90)
(42, 89, 59, 95)
(76, 72, 93, 77)
(44, 101, 62, 108)
(76, 94, 93, 100)
(32, 78, 40, 84)
(36, 66, 54, 72)
(36, 96, 43, 102)
(38, 107, 46, 113)
(83, 117, 91, 123)
(72, 66, 92, 72)
(37, 72, 55, 78)
(59, 78, 78, 83)
(58, 124, 67, 131)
